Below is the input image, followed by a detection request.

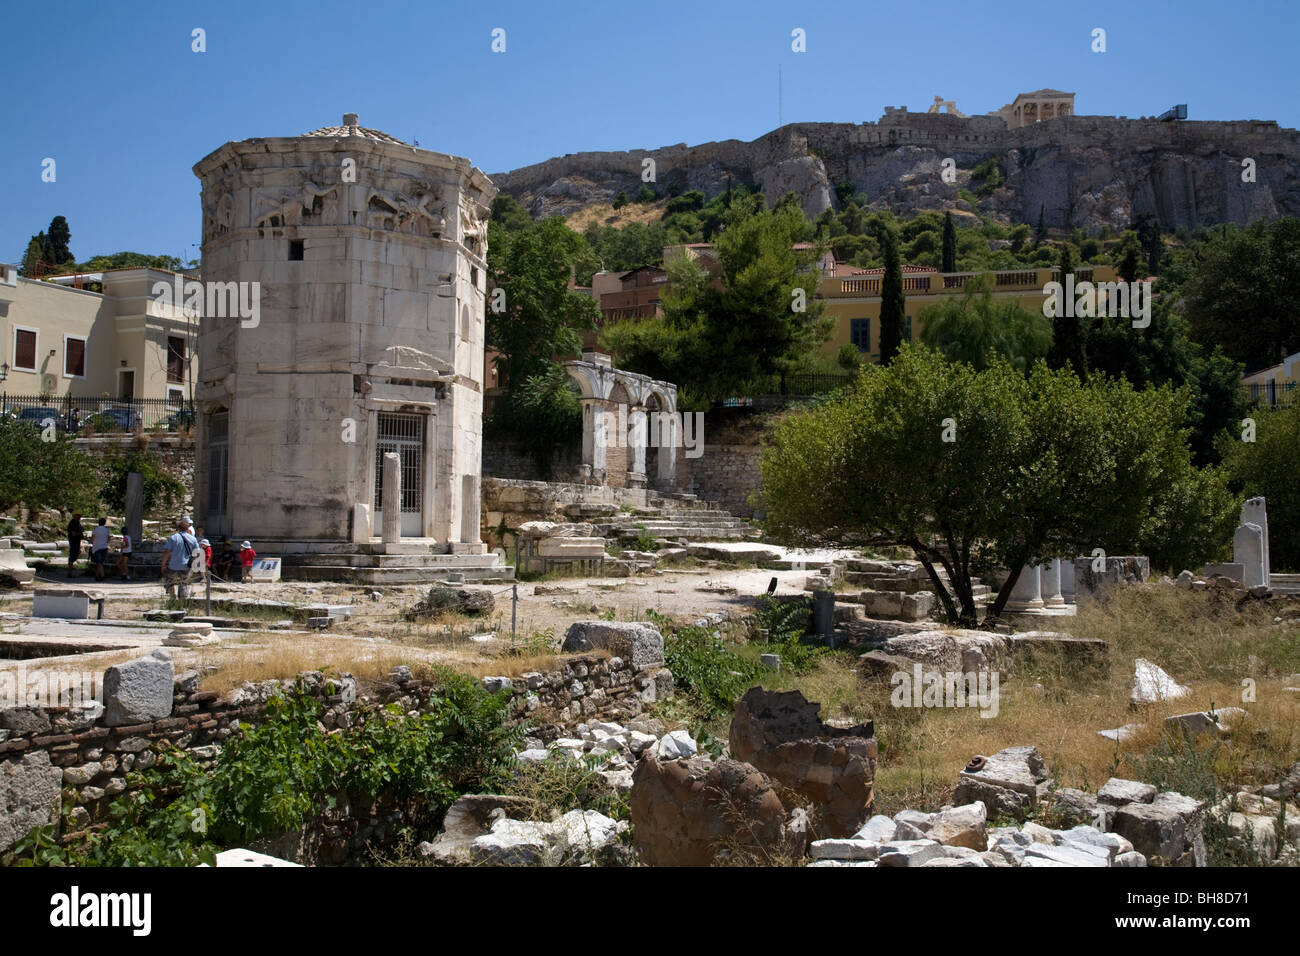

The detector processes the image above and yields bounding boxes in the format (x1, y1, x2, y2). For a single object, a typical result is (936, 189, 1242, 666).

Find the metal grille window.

(207, 411, 229, 515)
(374, 412, 424, 513)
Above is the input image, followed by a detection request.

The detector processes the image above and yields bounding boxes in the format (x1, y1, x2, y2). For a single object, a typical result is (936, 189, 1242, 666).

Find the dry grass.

(563, 200, 667, 233)
(193, 631, 473, 695)
(851, 585, 1300, 816)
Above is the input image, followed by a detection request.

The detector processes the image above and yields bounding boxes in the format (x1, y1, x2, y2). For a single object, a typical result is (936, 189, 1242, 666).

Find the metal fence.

(777, 372, 856, 396)
(0, 395, 195, 433)
(1246, 381, 1296, 409)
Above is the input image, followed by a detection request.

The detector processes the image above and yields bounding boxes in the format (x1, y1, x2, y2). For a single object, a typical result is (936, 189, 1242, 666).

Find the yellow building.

(0, 263, 199, 417)
(1241, 351, 1299, 407)
(817, 263, 1120, 362)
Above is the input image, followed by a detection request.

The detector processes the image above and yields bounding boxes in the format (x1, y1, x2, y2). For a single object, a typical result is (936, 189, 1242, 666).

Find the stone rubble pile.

(420, 793, 630, 866)
(514, 717, 687, 792)
(808, 746, 1216, 868)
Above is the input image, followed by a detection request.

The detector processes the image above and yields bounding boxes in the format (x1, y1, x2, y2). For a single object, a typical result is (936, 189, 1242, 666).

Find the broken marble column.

(1059, 558, 1076, 604)
(1041, 559, 1065, 607)
(351, 502, 371, 544)
(1233, 522, 1266, 589)
(460, 474, 481, 545)
(1006, 564, 1043, 612)
(124, 472, 143, 549)
(1240, 497, 1269, 585)
(381, 453, 401, 544)
(812, 589, 835, 636)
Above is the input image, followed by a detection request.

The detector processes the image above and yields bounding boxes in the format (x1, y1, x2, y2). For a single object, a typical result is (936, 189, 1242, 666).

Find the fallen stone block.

(809, 838, 879, 861)
(929, 801, 987, 850)
(1023, 841, 1110, 867)
(102, 649, 174, 726)
(562, 621, 664, 670)
(0, 751, 63, 855)
(954, 745, 1051, 820)
(877, 839, 946, 867)
(630, 754, 804, 866)
(853, 814, 897, 843)
(1131, 658, 1189, 705)
(1097, 777, 1157, 806)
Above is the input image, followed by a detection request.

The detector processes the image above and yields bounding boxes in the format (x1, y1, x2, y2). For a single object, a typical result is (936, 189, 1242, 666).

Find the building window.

(167, 387, 185, 406)
(167, 336, 186, 384)
(850, 318, 870, 352)
(207, 411, 229, 516)
(289, 239, 304, 261)
(64, 336, 86, 378)
(13, 328, 37, 371)
(905, 316, 913, 343)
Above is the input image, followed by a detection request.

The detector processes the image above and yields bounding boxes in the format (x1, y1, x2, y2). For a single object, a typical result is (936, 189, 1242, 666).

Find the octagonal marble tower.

(192, 114, 495, 554)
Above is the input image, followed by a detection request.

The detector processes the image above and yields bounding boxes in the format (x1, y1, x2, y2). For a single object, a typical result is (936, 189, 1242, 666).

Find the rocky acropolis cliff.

(491, 112, 1300, 232)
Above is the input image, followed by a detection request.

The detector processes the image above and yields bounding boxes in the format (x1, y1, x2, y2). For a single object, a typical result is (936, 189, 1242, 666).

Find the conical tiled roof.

(303, 113, 408, 145)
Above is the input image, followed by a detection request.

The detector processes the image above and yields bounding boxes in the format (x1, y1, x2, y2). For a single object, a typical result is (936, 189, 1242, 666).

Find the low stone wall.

(0, 651, 673, 858)
(482, 477, 651, 548)
(482, 438, 583, 483)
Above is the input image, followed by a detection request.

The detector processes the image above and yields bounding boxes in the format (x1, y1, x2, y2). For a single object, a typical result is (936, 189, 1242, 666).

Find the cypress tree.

(941, 212, 957, 273)
(1047, 242, 1087, 379)
(45, 216, 73, 264)
(878, 226, 906, 364)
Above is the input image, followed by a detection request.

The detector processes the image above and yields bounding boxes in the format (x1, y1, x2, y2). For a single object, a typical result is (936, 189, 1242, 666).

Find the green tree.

(1084, 292, 1247, 464)
(486, 216, 600, 464)
(99, 449, 186, 516)
(941, 213, 957, 273)
(0, 418, 99, 514)
(45, 216, 73, 264)
(760, 347, 1236, 625)
(1218, 402, 1300, 571)
(1133, 214, 1163, 275)
(19, 235, 45, 277)
(837, 343, 862, 371)
(1177, 218, 1300, 373)
(1047, 243, 1088, 379)
(919, 276, 1051, 373)
(1116, 232, 1145, 283)
(489, 194, 533, 232)
(877, 225, 906, 364)
(605, 194, 830, 402)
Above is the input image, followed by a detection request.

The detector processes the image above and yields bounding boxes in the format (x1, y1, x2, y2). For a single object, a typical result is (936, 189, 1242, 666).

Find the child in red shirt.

(239, 540, 257, 582)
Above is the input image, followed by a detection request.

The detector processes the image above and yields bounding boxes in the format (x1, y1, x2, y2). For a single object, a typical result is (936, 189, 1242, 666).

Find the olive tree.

(761, 346, 1237, 625)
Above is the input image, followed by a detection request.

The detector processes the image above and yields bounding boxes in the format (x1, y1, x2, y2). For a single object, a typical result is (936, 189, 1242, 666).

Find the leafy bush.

(0, 416, 99, 513)
(663, 622, 763, 718)
(10, 670, 523, 866)
(506, 753, 630, 822)
(98, 448, 186, 516)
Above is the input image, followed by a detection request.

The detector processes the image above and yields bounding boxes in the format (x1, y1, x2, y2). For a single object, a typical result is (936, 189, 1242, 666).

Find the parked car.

(161, 407, 195, 430)
(84, 405, 142, 432)
(14, 406, 63, 430)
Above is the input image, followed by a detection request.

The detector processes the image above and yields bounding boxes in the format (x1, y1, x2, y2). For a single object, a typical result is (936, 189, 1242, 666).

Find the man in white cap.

(161, 516, 200, 600)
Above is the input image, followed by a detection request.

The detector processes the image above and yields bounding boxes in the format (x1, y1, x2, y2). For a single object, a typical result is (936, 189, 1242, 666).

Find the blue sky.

(2, 0, 1295, 264)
